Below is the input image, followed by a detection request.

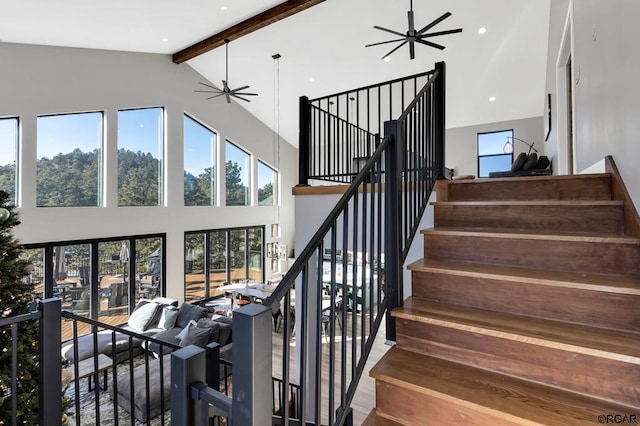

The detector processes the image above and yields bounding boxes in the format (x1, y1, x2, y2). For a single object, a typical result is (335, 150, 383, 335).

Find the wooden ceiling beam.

(172, 0, 326, 64)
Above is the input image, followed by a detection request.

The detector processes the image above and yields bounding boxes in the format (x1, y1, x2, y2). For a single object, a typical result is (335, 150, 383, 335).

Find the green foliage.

(225, 161, 248, 206)
(117, 149, 161, 206)
(258, 183, 273, 205)
(0, 190, 39, 425)
(0, 164, 16, 204)
(36, 149, 100, 207)
(184, 167, 215, 206)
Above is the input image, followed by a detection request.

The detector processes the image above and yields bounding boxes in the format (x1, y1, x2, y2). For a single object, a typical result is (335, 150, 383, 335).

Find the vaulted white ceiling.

(0, 0, 550, 147)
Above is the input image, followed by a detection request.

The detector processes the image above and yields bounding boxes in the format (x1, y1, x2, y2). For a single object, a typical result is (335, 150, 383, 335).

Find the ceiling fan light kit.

(366, 0, 463, 60)
(195, 39, 259, 103)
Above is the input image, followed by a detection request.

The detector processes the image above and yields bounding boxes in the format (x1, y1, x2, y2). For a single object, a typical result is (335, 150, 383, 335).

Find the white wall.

(445, 116, 545, 177)
(0, 42, 297, 302)
(544, 1, 640, 211)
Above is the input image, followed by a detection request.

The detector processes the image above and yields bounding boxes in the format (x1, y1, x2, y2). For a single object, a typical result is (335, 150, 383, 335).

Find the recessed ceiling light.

(161, 38, 169, 42)
(383, 56, 391, 62)
(478, 27, 487, 35)
(220, 6, 228, 11)
(309, 77, 315, 82)
(489, 96, 496, 102)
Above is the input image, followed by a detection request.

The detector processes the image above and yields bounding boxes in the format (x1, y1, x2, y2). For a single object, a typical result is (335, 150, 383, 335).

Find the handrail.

(310, 70, 435, 102)
(262, 62, 445, 426)
(264, 136, 390, 308)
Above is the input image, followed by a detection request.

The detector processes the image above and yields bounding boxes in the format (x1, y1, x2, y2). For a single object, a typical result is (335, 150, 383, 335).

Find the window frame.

(224, 140, 251, 206)
(184, 225, 265, 303)
(477, 129, 514, 178)
(257, 160, 278, 206)
(36, 110, 105, 207)
(183, 113, 218, 206)
(116, 106, 165, 207)
(0, 116, 19, 205)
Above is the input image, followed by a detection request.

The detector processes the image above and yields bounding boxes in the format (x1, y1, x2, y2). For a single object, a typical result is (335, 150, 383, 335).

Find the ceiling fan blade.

(373, 25, 406, 38)
(233, 85, 250, 92)
(381, 40, 408, 60)
(420, 28, 463, 38)
(225, 92, 231, 104)
(409, 41, 415, 60)
(194, 90, 221, 94)
(234, 92, 259, 97)
(206, 93, 226, 100)
(366, 38, 406, 48)
(198, 82, 218, 90)
(415, 39, 446, 50)
(233, 95, 253, 103)
(416, 12, 452, 36)
(408, 10, 415, 33)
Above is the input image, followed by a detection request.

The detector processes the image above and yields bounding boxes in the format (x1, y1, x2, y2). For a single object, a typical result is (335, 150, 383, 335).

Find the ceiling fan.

(195, 39, 258, 103)
(366, 1, 463, 60)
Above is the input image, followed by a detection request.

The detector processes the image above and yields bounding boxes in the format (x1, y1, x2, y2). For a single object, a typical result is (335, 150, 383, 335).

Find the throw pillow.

(175, 303, 208, 329)
(522, 153, 539, 171)
(197, 318, 221, 343)
(158, 306, 179, 330)
(152, 297, 179, 307)
(537, 155, 550, 170)
(511, 152, 527, 172)
(175, 319, 198, 341)
(180, 326, 211, 348)
(217, 322, 232, 346)
(128, 301, 161, 332)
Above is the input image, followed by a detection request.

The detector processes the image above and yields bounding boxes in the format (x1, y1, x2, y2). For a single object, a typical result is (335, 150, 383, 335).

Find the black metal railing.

(259, 61, 445, 426)
(299, 70, 436, 185)
(175, 65, 445, 424)
(59, 310, 231, 425)
(0, 299, 61, 426)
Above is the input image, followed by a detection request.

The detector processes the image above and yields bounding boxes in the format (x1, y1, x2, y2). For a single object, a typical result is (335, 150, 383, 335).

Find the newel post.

(384, 120, 403, 342)
(39, 298, 62, 425)
(434, 61, 446, 179)
(298, 96, 312, 186)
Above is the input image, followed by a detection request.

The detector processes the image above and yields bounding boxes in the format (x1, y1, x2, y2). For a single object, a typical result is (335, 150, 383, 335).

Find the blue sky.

(0, 117, 17, 166)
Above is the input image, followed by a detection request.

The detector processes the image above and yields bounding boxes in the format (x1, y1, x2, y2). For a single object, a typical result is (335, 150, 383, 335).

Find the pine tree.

(0, 190, 38, 425)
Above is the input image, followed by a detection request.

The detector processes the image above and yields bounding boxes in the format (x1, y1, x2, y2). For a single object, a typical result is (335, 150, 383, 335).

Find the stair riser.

(424, 234, 640, 278)
(396, 320, 640, 407)
(434, 204, 623, 233)
(411, 270, 640, 332)
(446, 176, 612, 202)
(375, 381, 523, 426)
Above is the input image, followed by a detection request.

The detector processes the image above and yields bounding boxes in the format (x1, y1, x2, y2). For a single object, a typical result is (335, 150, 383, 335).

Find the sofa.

(108, 302, 233, 422)
(489, 152, 552, 178)
(60, 297, 178, 364)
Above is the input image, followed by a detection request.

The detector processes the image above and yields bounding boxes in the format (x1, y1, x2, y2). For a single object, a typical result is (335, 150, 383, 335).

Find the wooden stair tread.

(421, 227, 640, 244)
(431, 200, 624, 207)
(362, 409, 404, 426)
(393, 298, 640, 362)
(407, 258, 640, 294)
(371, 347, 634, 424)
(446, 173, 611, 185)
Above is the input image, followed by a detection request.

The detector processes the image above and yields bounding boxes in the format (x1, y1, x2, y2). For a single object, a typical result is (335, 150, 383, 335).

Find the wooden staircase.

(364, 173, 640, 425)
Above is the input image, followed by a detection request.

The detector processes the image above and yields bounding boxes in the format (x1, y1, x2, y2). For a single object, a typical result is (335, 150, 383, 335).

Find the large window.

(184, 226, 264, 303)
(0, 117, 18, 204)
(225, 141, 250, 206)
(477, 130, 513, 178)
(117, 107, 164, 206)
(184, 115, 217, 206)
(257, 161, 277, 206)
(22, 234, 166, 341)
(37, 112, 103, 207)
